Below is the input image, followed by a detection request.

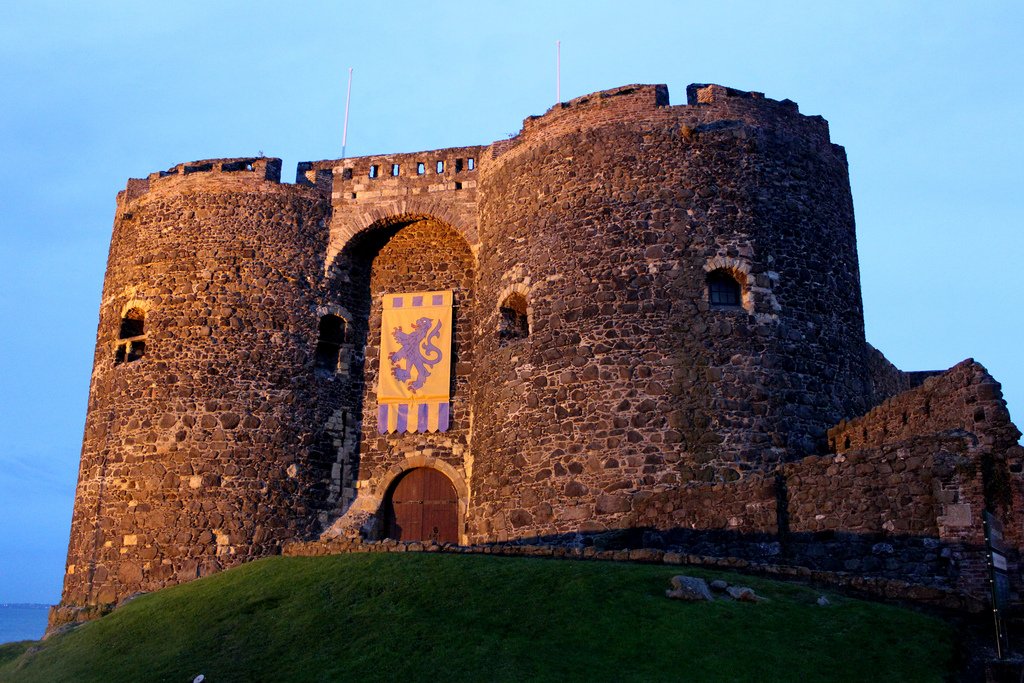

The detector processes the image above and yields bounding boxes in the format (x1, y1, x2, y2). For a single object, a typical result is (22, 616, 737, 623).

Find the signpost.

(984, 510, 1011, 659)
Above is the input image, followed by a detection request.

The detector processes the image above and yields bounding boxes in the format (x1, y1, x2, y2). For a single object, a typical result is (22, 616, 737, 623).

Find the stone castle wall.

(468, 82, 871, 543)
(57, 159, 343, 617)
(53, 84, 1024, 627)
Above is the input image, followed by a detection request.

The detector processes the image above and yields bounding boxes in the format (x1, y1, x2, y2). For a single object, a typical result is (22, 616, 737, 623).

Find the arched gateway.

(383, 468, 459, 544)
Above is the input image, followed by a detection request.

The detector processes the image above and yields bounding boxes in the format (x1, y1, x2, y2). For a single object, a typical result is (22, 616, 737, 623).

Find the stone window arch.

(115, 306, 147, 364)
(315, 314, 348, 372)
(703, 256, 759, 314)
(707, 269, 742, 307)
(498, 291, 529, 344)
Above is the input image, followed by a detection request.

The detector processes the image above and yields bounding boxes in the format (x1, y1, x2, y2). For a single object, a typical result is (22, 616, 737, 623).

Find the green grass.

(1, 553, 954, 682)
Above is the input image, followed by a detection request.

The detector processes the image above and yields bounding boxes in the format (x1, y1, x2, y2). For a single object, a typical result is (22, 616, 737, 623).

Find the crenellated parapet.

(117, 157, 285, 205)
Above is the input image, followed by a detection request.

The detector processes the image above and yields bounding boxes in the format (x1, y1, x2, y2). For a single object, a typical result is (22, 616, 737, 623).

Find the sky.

(1, 1, 1021, 604)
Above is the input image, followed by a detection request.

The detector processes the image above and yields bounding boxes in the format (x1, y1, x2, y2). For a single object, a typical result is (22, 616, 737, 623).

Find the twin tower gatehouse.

(52, 83, 1024, 626)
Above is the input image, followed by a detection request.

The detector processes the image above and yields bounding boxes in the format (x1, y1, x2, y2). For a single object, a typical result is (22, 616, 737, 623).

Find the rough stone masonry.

(50, 83, 1024, 629)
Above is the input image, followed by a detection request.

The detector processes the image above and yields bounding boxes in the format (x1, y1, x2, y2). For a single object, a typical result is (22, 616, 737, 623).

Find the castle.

(52, 83, 1023, 625)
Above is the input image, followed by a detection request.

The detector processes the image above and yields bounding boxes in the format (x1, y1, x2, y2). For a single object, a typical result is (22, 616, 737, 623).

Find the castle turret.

(54, 158, 345, 623)
(468, 84, 871, 540)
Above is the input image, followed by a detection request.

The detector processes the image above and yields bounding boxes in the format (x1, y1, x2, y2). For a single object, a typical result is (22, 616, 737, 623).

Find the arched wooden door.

(384, 468, 459, 544)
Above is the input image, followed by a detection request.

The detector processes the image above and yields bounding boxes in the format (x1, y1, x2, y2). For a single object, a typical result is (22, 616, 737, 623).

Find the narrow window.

(707, 270, 742, 307)
(467, 157, 475, 171)
(391, 164, 400, 177)
(436, 160, 444, 174)
(315, 314, 346, 372)
(369, 165, 379, 179)
(455, 158, 464, 173)
(416, 162, 425, 175)
(498, 293, 529, 344)
(454, 182, 463, 190)
(115, 308, 146, 365)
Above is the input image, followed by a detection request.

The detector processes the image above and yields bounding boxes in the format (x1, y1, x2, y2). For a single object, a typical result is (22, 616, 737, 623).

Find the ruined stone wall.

(571, 427, 982, 587)
(829, 359, 1021, 457)
(785, 442, 940, 537)
(864, 343, 919, 406)
(57, 160, 339, 617)
(468, 83, 871, 543)
(827, 359, 1024, 576)
(451, 419, 991, 591)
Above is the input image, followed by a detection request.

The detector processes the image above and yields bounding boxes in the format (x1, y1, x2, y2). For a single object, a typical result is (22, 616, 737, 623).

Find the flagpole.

(556, 41, 561, 103)
(342, 67, 353, 159)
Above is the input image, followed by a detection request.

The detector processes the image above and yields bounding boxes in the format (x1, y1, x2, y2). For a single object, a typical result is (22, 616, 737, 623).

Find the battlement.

(684, 83, 798, 111)
(489, 83, 830, 165)
(149, 156, 282, 183)
(316, 145, 486, 267)
(117, 157, 287, 206)
(522, 83, 670, 133)
(298, 145, 486, 191)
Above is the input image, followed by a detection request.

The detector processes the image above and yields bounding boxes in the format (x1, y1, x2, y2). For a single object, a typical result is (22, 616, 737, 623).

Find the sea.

(0, 604, 49, 644)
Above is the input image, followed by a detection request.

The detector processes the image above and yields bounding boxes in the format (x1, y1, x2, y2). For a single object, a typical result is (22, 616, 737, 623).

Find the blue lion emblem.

(389, 316, 443, 392)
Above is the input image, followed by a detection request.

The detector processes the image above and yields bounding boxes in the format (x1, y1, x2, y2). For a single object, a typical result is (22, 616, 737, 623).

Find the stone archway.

(383, 467, 459, 544)
(317, 214, 476, 545)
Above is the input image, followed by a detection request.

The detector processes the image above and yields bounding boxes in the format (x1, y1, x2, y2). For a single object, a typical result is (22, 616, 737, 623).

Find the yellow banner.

(377, 290, 453, 433)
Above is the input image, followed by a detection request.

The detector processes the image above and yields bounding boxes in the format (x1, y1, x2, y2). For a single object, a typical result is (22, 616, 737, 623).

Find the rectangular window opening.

(416, 162, 425, 175)
(436, 160, 444, 174)
(369, 165, 379, 179)
(391, 164, 400, 177)
(455, 158, 464, 173)
(467, 157, 475, 171)
(454, 182, 463, 190)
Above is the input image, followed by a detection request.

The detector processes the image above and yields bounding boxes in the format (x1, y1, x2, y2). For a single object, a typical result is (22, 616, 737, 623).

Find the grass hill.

(0, 553, 954, 682)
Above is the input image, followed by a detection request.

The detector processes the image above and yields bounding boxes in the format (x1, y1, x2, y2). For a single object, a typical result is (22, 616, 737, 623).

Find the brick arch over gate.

(326, 202, 480, 275)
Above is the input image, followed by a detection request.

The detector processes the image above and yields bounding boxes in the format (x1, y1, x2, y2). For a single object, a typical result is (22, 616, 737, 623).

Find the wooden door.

(385, 468, 459, 544)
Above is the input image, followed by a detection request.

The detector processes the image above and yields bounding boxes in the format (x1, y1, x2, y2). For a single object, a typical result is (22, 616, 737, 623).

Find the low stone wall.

(282, 536, 981, 612)
(784, 435, 970, 538)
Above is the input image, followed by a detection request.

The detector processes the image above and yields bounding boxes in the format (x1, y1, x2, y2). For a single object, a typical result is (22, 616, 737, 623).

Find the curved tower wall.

(469, 84, 870, 541)
(58, 159, 340, 612)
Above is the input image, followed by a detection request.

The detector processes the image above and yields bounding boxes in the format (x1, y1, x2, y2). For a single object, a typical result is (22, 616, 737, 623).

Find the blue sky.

(1, 1, 1021, 603)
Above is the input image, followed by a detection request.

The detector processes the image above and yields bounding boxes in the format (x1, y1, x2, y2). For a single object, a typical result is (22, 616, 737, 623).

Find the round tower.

(469, 84, 871, 541)
(55, 158, 342, 620)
